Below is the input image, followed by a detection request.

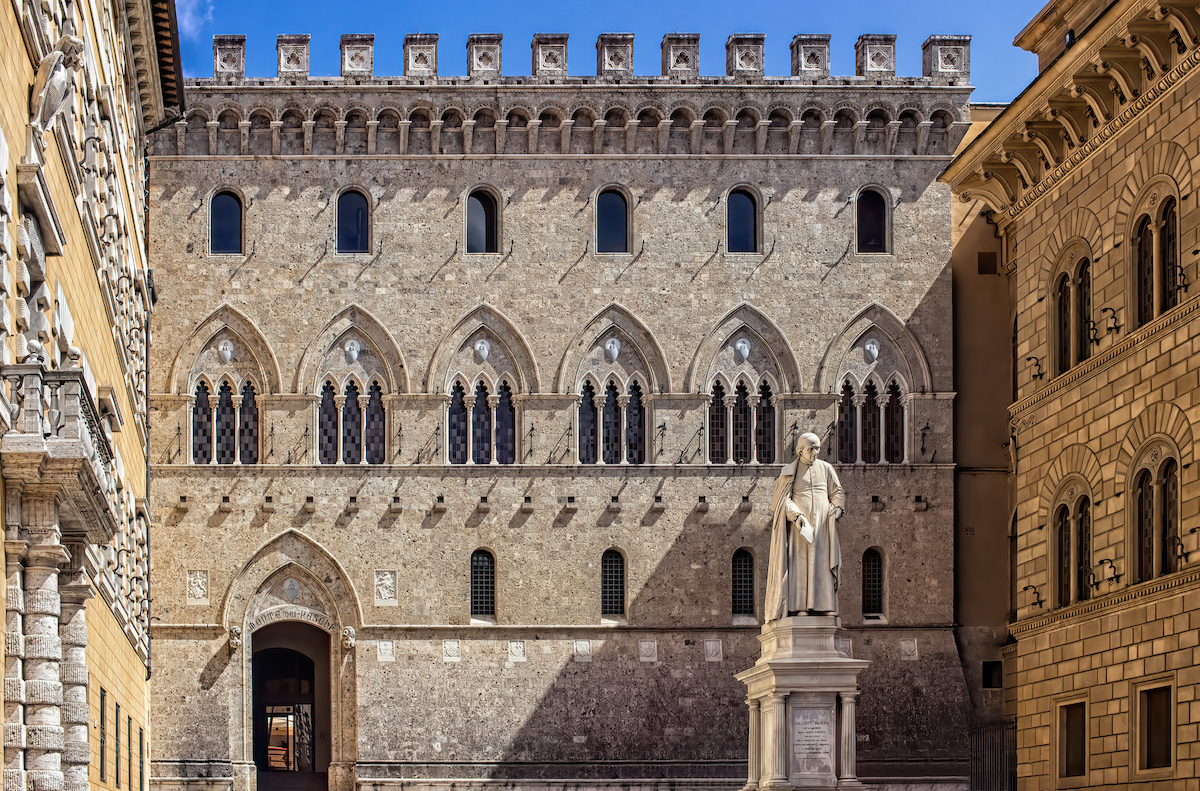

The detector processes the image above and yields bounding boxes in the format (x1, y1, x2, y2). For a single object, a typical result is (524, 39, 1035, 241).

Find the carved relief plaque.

(377, 640, 394, 662)
(443, 639, 461, 662)
(638, 639, 657, 662)
(374, 570, 397, 606)
(186, 570, 208, 604)
(574, 639, 593, 662)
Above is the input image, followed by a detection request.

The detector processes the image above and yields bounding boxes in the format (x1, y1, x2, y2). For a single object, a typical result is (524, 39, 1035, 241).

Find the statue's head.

(796, 432, 821, 464)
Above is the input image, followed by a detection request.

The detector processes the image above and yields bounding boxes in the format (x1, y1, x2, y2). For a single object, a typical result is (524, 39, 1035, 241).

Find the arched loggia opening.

(252, 622, 332, 791)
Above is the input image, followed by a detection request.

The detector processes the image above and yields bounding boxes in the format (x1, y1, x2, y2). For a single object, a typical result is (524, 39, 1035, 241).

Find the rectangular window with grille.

(732, 550, 754, 615)
(115, 702, 121, 788)
(601, 550, 625, 616)
(862, 549, 883, 616)
(100, 688, 107, 781)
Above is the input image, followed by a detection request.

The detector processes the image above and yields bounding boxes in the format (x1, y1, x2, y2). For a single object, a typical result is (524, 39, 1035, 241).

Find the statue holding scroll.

(765, 432, 846, 620)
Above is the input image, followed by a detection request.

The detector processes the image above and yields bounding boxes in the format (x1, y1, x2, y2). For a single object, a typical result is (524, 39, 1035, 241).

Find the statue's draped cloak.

(765, 457, 846, 622)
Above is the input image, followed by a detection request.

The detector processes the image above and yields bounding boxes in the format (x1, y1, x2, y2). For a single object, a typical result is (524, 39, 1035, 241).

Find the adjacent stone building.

(1, 2, 181, 791)
(945, 0, 1200, 787)
(147, 31, 981, 791)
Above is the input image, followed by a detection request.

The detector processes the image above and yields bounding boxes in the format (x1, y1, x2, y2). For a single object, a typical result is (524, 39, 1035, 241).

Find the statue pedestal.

(735, 616, 870, 791)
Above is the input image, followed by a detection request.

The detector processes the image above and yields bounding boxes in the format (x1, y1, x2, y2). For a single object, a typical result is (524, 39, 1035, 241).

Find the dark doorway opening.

(253, 623, 331, 791)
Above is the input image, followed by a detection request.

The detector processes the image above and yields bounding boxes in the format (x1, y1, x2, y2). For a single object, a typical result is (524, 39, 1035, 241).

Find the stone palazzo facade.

(148, 30, 979, 791)
(945, 0, 1200, 788)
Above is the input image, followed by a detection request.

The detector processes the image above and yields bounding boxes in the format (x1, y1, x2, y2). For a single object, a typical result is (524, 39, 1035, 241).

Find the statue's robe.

(765, 457, 846, 621)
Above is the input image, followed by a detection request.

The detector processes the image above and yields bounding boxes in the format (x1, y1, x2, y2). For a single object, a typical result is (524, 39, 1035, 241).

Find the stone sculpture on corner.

(28, 35, 85, 159)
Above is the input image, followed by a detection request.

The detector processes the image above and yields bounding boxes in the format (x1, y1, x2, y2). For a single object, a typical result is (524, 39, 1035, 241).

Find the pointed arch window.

(318, 381, 338, 464)
(862, 549, 884, 618)
(837, 381, 856, 464)
(709, 381, 728, 463)
(732, 549, 754, 616)
(210, 191, 243, 255)
(756, 382, 775, 464)
(578, 381, 598, 464)
(215, 382, 237, 464)
(597, 189, 629, 253)
(856, 189, 888, 253)
(1055, 274, 1071, 375)
(885, 381, 904, 464)
(861, 382, 880, 463)
(341, 382, 362, 464)
(470, 549, 495, 617)
(471, 382, 491, 465)
(1076, 261, 1092, 364)
(238, 382, 259, 464)
(448, 382, 468, 465)
(601, 382, 620, 464)
(495, 381, 516, 464)
(626, 382, 646, 464)
(467, 190, 499, 253)
(1161, 197, 1179, 311)
(727, 189, 757, 253)
(364, 382, 386, 464)
(337, 190, 369, 253)
(192, 382, 212, 464)
(601, 549, 625, 617)
(1136, 215, 1154, 328)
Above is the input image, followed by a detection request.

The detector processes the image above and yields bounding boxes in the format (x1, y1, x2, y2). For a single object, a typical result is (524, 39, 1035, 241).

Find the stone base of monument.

(734, 616, 870, 791)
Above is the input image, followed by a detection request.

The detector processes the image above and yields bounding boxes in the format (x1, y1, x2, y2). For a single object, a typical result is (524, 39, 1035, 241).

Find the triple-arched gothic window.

(191, 380, 259, 464)
(1053, 257, 1094, 375)
(1132, 453, 1181, 583)
(447, 379, 517, 464)
(1053, 491, 1093, 607)
(837, 379, 905, 464)
(577, 379, 646, 464)
(317, 379, 387, 464)
(1133, 195, 1180, 328)
(708, 380, 776, 464)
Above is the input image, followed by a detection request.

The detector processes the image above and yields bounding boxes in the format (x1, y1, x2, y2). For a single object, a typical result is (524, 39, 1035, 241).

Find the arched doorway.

(252, 623, 331, 791)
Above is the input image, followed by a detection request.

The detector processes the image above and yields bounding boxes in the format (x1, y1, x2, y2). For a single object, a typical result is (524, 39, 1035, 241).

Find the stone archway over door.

(253, 623, 331, 791)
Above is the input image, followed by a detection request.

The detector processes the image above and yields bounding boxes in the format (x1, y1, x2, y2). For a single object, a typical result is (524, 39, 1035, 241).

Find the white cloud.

(176, 0, 214, 40)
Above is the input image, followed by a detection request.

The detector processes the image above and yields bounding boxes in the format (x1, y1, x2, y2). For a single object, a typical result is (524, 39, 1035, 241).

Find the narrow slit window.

(1135, 469, 1153, 582)
(341, 382, 362, 464)
(856, 189, 888, 253)
(470, 549, 495, 617)
(192, 382, 212, 464)
(601, 549, 625, 616)
(318, 381, 338, 464)
(601, 382, 620, 464)
(1056, 505, 1071, 607)
(1161, 198, 1179, 311)
(862, 549, 883, 617)
(727, 189, 757, 253)
(731, 382, 751, 463)
(495, 380, 516, 464)
(732, 549, 754, 616)
(364, 382, 386, 464)
(1059, 702, 1086, 778)
(1056, 274, 1072, 374)
(837, 381, 856, 463)
(238, 382, 258, 464)
(578, 381, 598, 464)
(1161, 460, 1180, 575)
(471, 381, 491, 464)
(215, 382, 237, 464)
(1136, 215, 1154, 327)
(597, 190, 628, 253)
(1075, 498, 1091, 602)
(861, 381, 880, 463)
(709, 381, 727, 463)
(467, 191, 499, 253)
(100, 689, 107, 781)
(337, 190, 369, 253)
(447, 382, 468, 465)
(756, 382, 775, 464)
(1076, 260, 1092, 363)
(1141, 686, 1172, 769)
(210, 191, 242, 254)
(626, 381, 646, 464)
(885, 381, 904, 463)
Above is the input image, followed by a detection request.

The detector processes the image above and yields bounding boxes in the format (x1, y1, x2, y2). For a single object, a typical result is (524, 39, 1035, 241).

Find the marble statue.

(29, 35, 85, 139)
(765, 432, 846, 621)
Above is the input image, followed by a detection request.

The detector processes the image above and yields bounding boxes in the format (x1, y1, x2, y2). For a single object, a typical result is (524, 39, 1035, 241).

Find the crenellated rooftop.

(198, 31, 972, 86)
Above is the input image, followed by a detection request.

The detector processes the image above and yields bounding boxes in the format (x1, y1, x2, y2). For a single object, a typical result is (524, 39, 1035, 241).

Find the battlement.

(204, 32, 971, 86)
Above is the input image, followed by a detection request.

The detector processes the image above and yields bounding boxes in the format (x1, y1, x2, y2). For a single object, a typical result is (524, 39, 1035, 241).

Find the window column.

(702, 392, 712, 465)
(185, 393, 195, 463)
(358, 393, 370, 465)
(876, 391, 889, 465)
(617, 395, 629, 465)
(747, 393, 760, 464)
(724, 393, 737, 465)
(593, 392, 606, 465)
(229, 394, 243, 465)
(462, 393, 476, 465)
(1153, 212, 1164, 317)
(207, 393, 220, 465)
(488, 394, 500, 465)
(570, 394, 581, 464)
(333, 393, 346, 465)
(852, 394, 866, 464)
(901, 393, 914, 464)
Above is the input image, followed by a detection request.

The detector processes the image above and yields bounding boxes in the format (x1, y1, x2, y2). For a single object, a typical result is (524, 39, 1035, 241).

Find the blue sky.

(176, 0, 1048, 102)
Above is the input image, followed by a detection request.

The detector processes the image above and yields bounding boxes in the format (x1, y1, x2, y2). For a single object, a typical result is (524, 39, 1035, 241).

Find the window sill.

(862, 614, 888, 625)
(732, 614, 758, 627)
(600, 616, 627, 626)
(469, 616, 496, 626)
